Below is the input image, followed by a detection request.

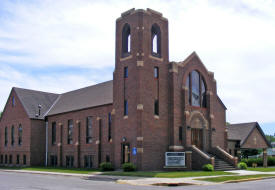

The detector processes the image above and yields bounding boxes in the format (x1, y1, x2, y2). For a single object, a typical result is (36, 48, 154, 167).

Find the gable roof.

(13, 87, 59, 120)
(47, 80, 113, 116)
(227, 122, 271, 148)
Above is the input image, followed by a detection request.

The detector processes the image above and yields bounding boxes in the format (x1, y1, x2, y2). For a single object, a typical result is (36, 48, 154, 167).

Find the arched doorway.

(189, 111, 209, 151)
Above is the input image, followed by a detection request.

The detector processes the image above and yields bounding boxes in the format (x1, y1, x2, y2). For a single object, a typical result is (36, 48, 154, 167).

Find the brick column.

(185, 151, 192, 170)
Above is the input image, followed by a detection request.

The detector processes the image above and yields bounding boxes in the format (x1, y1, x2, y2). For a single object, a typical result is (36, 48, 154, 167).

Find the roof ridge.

(228, 122, 257, 126)
(43, 94, 62, 117)
(13, 87, 59, 95)
(61, 80, 113, 95)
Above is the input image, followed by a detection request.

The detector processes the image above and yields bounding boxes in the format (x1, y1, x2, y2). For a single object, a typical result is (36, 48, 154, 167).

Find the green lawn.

(196, 174, 275, 183)
(0, 166, 98, 174)
(101, 171, 235, 178)
(247, 167, 275, 172)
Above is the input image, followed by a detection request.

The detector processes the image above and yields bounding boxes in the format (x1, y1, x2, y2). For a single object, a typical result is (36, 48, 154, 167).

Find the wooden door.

(122, 143, 130, 163)
(191, 128, 203, 149)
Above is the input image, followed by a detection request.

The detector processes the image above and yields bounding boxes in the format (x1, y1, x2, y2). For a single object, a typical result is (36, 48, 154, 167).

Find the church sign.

(165, 152, 185, 167)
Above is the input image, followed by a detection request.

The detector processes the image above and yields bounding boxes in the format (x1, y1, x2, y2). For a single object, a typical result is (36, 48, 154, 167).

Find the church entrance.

(191, 128, 203, 150)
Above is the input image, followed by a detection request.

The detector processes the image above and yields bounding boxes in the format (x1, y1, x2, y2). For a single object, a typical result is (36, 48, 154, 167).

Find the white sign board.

(165, 152, 185, 167)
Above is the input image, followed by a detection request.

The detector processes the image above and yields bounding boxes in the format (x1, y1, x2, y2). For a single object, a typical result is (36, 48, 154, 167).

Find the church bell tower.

(113, 8, 169, 170)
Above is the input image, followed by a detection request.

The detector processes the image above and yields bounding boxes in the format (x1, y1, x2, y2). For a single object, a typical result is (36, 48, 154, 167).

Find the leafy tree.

(266, 135, 275, 142)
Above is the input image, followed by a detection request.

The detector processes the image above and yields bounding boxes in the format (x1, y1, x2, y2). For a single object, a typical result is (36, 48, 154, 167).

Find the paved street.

(0, 171, 275, 190)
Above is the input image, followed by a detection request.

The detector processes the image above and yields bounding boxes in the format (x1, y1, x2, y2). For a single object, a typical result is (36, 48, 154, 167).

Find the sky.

(0, 0, 274, 135)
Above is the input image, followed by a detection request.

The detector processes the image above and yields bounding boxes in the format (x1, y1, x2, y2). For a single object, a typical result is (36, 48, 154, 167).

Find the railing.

(210, 146, 238, 167)
(188, 145, 215, 170)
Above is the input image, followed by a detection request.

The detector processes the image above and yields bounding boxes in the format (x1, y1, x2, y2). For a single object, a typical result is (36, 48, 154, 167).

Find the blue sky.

(0, 0, 275, 135)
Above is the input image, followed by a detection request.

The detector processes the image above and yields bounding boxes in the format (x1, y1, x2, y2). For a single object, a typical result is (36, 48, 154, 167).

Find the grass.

(0, 166, 98, 174)
(101, 171, 235, 178)
(247, 167, 275, 172)
(196, 174, 275, 182)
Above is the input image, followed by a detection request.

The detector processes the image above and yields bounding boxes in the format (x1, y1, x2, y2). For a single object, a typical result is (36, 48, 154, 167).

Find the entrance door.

(122, 144, 130, 163)
(191, 128, 203, 149)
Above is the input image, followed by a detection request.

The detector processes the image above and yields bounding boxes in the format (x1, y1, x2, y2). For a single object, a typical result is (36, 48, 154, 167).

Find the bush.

(241, 158, 263, 167)
(268, 157, 275, 166)
(122, 163, 136, 172)
(241, 157, 275, 167)
(238, 162, 247, 169)
(99, 162, 114, 171)
(202, 164, 214, 171)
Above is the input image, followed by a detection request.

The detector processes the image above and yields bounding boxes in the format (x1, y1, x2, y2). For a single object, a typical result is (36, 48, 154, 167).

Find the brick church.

(0, 8, 270, 171)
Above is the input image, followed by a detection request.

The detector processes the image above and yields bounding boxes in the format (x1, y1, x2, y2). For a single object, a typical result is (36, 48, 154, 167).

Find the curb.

(224, 176, 275, 184)
(0, 169, 94, 178)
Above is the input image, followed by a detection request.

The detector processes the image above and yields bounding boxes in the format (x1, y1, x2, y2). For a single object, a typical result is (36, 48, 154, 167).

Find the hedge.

(241, 157, 275, 167)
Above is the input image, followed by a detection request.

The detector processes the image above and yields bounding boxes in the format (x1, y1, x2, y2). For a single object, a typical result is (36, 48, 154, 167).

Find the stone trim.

(154, 115, 159, 119)
(137, 148, 143, 153)
(137, 137, 143, 141)
(137, 61, 144, 67)
(149, 55, 163, 62)
(137, 104, 144, 110)
(169, 63, 178, 73)
(111, 109, 115, 115)
(169, 145, 184, 151)
(120, 55, 133, 62)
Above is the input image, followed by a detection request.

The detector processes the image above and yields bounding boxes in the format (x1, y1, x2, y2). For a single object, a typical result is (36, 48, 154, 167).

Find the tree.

(266, 135, 275, 143)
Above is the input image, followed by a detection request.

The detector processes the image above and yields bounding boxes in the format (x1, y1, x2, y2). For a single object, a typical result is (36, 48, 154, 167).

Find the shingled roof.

(46, 80, 113, 116)
(227, 122, 271, 147)
(13, 87, 59, 120)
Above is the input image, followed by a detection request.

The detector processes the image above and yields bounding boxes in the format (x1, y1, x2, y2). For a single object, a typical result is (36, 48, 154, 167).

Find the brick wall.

(0, 89, 32, 166)
(47, 104, 113, 168)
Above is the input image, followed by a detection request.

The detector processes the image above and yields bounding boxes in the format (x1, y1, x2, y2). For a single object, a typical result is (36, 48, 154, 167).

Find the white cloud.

(0, 0, 275, 126)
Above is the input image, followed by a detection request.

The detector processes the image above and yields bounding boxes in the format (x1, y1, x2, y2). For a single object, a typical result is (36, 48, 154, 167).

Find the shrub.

(99, 162, 114, 171)
(268, 157, 275, 166)
(241, 158, 263, 167)
(122, 163, 136, 172)
(202, 164, 214, 171)
(238, 162, 247, 169)
(241, 157, 275, 167)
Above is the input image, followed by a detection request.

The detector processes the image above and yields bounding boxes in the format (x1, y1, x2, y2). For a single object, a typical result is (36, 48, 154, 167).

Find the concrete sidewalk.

(116, 170, 275, 186)
(1, 169, 275, 186)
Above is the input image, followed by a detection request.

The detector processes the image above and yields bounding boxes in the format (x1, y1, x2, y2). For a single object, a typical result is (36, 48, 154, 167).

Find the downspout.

(45, 118, 48, 166)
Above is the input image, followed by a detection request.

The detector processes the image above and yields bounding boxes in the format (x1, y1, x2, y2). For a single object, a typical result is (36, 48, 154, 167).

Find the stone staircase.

(208, 153, 236, 171)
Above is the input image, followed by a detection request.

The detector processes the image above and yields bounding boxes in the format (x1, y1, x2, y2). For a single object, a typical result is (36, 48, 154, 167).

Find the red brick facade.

(0, 89, 45, 166)
(0, 8, 233, 170)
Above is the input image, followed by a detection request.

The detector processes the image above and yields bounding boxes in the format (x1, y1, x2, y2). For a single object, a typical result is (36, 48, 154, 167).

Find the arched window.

(151, 24, 161, 57)
(186, 70, 207, 108)
(191, 71, 200, 106)
(122, 23, 131, 57)
(201, 78, 207, 108)
(186, 74, 191, 104)
(18, 124, 22, 145)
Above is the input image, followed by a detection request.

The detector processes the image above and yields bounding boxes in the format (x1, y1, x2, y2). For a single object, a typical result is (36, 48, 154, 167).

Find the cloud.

(0, 0, 275, 133)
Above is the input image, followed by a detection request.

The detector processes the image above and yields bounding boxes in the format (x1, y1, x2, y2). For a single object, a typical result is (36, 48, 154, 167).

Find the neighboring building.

(227, 122, 271, 164)
(1, 8, 242, 170)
